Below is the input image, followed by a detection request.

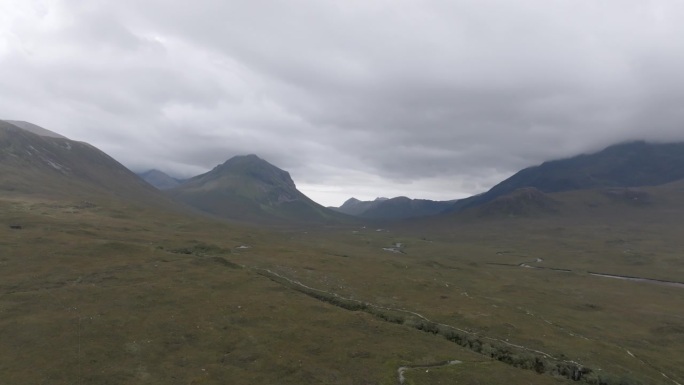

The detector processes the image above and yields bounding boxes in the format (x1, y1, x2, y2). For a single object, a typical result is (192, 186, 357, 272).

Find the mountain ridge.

(1, 120, 67, 139)
(360, 196, 454, 220)
(332, 197, 388, 216)
(451, 140, 684, 212)
(0, 120, 175, 209)
(168, 154, 351, 225)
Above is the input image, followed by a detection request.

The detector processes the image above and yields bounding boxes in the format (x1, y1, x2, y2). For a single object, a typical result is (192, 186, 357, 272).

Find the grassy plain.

(1, 182, 683, 384)
(233, 184, 684, 385)
(0, 196, 567, 385)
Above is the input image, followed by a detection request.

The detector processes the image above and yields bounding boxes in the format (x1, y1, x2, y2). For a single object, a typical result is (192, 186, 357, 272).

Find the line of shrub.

(257, 270, 642, 385)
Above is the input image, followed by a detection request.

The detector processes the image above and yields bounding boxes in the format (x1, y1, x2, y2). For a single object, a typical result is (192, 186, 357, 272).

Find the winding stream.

(489, 260, 684, 289)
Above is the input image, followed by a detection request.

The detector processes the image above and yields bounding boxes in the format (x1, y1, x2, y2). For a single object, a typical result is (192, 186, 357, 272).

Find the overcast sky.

(2, 1, 684, 206)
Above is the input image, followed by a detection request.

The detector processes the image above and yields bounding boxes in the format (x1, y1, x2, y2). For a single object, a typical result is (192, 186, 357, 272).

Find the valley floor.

(1, 196, 683, 385)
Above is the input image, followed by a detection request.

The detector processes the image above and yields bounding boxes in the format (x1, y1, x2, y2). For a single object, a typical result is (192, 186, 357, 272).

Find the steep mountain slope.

(1, 120, 67, 139)
(458, 141, 684, 210)
(168, 154, 349, 224)
(473, 187, 560, 218)
(138, 169, 182, 190)
(428, 178, 684, 227)
(0, 120, 173, 206)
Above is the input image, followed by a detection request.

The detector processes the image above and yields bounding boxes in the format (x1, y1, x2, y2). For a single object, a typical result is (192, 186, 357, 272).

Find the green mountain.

(0, 120, 172, 206)
(168, 154, 349, 224)
(457, 141, 684, 210)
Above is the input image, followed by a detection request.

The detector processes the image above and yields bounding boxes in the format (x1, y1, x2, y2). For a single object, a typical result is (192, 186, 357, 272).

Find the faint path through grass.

(397, 360, 461, 385)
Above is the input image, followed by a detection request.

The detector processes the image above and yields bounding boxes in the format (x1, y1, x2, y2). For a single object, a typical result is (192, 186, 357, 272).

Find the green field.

(1, 185, 683, 384)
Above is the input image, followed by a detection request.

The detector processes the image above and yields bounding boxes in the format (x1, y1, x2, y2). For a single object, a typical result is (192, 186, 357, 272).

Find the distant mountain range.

(6, 119, 684, 225)
(332, 196, 454, 220)
(138, 169, 183, 190)
(167, 154, 350, 225)
(331, 197, 388, 216)
(332, 140, 684, 219)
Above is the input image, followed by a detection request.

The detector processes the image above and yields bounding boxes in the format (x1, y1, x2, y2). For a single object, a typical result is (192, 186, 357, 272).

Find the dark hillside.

(332, 196, 453, 219)
(332, 197, 388, 216)
(474, 187, 560, 218)
(360, 196, 454, 219)
(169, 154, 351, 225)
(0, 120, 175, 208)
(459, 141, 684, 210)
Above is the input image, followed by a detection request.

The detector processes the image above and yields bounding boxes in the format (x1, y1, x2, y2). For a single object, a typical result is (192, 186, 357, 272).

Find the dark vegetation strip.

(587, 271, 684, 289)
(165, 244, 243, 269)
(254, 269, 643, 385)
(163, 244, 643, 385)
(207, 256, 242, 269)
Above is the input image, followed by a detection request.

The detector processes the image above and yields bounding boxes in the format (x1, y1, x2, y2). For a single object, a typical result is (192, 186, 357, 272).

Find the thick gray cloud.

(2, 0, 684, 205)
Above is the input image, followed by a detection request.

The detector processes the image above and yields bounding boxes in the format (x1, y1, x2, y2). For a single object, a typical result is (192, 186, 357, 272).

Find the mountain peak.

(223, 154, 262, 164)
(168, 154, 343, 224)
(342, 197, 361, 205)
(211, 154, 296, 190)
